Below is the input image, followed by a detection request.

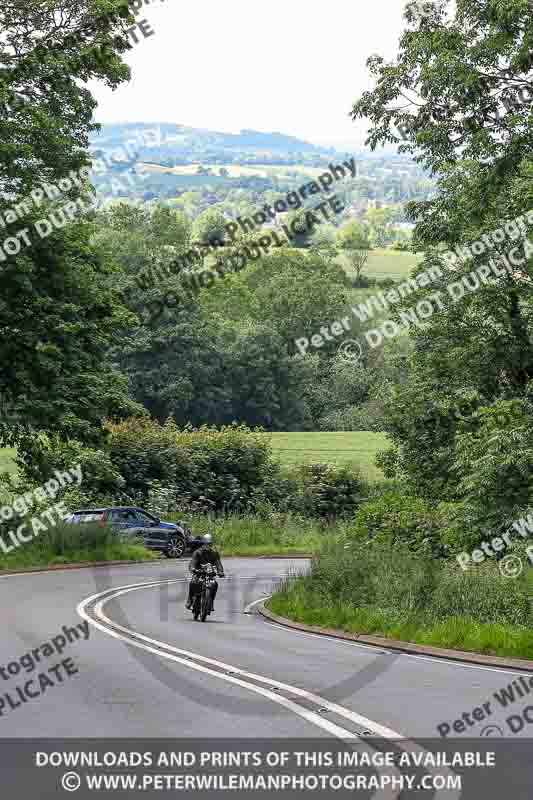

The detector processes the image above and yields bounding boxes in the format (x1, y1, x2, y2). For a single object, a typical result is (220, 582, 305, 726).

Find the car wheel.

(165, 535, 185, 559)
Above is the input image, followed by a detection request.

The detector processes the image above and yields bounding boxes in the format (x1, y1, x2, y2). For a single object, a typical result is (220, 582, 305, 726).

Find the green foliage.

(348, 486, 449, 558)
(0, 3, 143, 467)
(2, 436, 125, 509)
(105, 419, 279, 514)
(33, 422, 371, 519)
(163, 512, 338, 556)
(337, 220, 372, 281)
(0, 215, 142, 462)
(292, 463, 367, 519)
(0, 0, 132, 198)
(352, 0, 533, 188)
(272, 539, 531, 630)
(95, 208, 349, 430)
(106, 417, 186, 500)
(237, 249, 349, 350)
(453, 392, 533, 532)
(351, 0, 533, 527)
(192, 208, 227, 246)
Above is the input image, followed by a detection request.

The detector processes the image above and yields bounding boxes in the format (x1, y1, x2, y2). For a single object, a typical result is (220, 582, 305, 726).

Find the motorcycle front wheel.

(200, 587, 211, 622)
(192, 592, 201, 621)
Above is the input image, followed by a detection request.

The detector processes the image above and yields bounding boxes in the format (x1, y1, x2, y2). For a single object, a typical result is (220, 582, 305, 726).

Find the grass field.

(0, 434, 387, 484)
(140, 163, 324, 180)
(0, 447, 16, 475)
(338, 248, 423, 280)
(269, 432, 387, 481)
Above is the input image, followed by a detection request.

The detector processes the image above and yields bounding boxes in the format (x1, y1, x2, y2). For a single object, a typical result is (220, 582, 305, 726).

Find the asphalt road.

(0, 557, 530, 744)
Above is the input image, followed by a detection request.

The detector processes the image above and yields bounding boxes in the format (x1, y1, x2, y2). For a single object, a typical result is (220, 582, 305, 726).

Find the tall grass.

(268, 541, 533, 659)
(0, 522, 155, 570)
(165, 513, 344, 556)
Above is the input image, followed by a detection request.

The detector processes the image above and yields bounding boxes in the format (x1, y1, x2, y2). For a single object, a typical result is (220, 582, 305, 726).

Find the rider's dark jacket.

(189, 545, 224, 577)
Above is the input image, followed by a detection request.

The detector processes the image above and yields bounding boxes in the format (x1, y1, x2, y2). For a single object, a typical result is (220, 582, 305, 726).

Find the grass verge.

(164, 513, 341, 557)
(0, 522, 156, 571)
(267, 542, 533, 660)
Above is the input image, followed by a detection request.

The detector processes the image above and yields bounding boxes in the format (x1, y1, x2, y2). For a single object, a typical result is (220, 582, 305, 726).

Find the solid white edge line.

(78, 582, 403, 740)
(5, 564, 526, 676)
(244, 595, 272, 614)
(78, 580, 460, 799)
(258, 616, 531, 676)
(261, 621, 395, 654)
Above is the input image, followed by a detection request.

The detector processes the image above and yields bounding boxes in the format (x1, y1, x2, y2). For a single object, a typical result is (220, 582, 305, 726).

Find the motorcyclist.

(185, 533, 225, 612)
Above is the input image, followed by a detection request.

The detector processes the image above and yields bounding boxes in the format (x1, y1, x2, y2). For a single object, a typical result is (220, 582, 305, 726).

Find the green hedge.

(20, 420, 369, 519)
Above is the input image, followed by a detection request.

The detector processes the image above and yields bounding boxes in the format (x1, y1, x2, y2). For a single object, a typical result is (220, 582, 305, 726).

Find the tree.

(0, 213, 142, 478)
(351, 0, 533, 511)
(235, 250, 348, 351)
(192, 208, 227, 246)
(0, 2, 140, 463)
(363, 207, 396, 247)
(309, 225, 338, 261)
(0, 0, 134, 198)
(337, 221, 372, 283)
(352, 0, 533, 213)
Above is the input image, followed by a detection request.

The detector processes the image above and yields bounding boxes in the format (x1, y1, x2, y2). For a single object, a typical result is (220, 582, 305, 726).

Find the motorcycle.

(191, 564, 219, 622)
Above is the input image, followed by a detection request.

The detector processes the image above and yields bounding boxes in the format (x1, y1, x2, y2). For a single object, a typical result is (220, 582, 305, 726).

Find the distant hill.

(90, 122, 338, 165)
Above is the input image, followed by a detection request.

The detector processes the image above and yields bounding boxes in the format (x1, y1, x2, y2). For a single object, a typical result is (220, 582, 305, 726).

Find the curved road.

(0, 557, 530, 744)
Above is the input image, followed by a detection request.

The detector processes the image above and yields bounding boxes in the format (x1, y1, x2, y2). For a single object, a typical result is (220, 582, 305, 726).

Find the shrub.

(106, 417, 185, 499)
(0, 437, 125, 510)
(292, 463, 368, 519)
(107, 420, 281, 514)
(348, 487, 449, 558)
(25, 421, 371, 519)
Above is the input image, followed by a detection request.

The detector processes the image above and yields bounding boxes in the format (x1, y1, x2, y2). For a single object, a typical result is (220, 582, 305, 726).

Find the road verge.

(258, 602, 533, 672)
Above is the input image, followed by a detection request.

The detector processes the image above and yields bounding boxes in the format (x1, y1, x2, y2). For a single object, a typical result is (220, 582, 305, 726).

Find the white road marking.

(261, 621, 394, 654)
(77, 580, 403, 741)
(260, 615, 531, 676)
(244, 595, 272, 613)
(4, 563, 525, 676)
(77, 579, 462, 799)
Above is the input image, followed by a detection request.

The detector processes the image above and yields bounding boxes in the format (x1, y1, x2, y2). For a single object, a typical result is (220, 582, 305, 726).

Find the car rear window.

(72, 512, 106, 524)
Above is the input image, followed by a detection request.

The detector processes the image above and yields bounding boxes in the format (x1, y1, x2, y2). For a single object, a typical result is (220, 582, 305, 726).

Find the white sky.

(91, 0, 410, 147)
